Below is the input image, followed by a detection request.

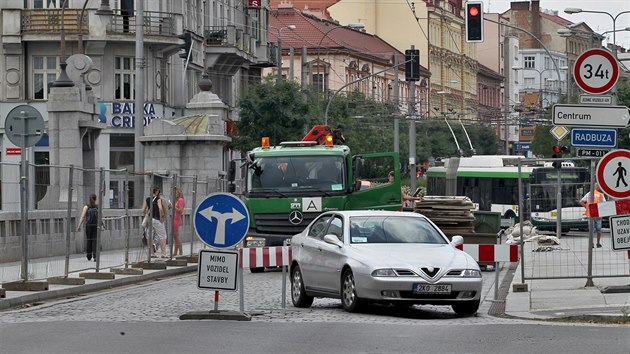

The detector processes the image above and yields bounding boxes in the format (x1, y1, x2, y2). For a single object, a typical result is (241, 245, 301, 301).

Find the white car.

(290, 210, 483, 315)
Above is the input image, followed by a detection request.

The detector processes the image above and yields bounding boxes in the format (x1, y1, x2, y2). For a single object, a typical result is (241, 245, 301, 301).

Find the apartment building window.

(33, 56, 58, 100)
(33, 0, 68, 8)
(524, 77, 535, 88)
(115, 56, 135, 100)
(544, 57, 551, 69)
(524, 56, 535, 69)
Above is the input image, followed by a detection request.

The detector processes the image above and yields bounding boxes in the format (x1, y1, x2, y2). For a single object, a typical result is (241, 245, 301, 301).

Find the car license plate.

(413, 284, 451, 294)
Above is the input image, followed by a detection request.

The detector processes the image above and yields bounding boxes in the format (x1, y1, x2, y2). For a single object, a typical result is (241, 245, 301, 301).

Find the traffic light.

(405, 49, 420, 82)
(465, 1, 483, 42)
(177, 32, 192, 59)
(551, 145, 569, 169)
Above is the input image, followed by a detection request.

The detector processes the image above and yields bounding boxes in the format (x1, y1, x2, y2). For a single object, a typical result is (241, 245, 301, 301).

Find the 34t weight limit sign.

(574, 49, 619, 94)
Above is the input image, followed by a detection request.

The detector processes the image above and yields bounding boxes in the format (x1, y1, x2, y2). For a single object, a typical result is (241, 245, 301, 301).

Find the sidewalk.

(505, 231, 630, 321)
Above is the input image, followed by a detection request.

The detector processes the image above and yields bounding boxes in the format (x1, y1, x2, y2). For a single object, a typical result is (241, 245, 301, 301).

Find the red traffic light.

(552, 145, 561, 154)
(469, 6, 479, 16)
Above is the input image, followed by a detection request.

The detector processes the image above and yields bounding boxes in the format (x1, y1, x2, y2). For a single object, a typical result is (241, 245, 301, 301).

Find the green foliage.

(231, 76, 310, 152)
(233, 79, 498, 164)
(617, 83, 630, 149)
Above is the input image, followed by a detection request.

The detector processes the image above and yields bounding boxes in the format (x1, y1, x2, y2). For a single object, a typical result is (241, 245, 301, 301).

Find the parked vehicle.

(289, 210, 483, 315)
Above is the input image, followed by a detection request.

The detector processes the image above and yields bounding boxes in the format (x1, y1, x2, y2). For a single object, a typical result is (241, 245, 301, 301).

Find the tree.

(231, 76, 310, 152)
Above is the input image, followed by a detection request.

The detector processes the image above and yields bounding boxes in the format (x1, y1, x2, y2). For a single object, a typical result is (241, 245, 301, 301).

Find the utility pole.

(408, 45, 417, 194)
(394, 52, 400, 153)
(503, 35, 510, 155)
(135, 0, 145, 206)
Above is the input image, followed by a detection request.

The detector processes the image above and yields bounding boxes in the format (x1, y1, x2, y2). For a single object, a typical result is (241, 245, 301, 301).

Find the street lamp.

(316, 23, 364, 92)
(276, 25, 296, 81)
(564, 8, 630, 60)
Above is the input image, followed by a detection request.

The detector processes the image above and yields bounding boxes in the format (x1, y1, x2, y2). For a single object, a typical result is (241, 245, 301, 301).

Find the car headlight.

(462, 269, 481, 278)
(371, 269, 397, 277)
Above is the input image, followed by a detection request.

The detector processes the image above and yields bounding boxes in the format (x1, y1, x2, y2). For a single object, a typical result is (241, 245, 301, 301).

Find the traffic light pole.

(409, 47, 417, 194)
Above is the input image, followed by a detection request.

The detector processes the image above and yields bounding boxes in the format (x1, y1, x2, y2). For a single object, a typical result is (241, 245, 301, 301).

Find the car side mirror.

(450, 235, 464, 247)
(323, 234, 342, 247)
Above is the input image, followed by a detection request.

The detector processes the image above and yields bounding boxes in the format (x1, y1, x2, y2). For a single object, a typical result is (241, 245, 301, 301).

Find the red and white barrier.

(239, 246, 292, 269)
(238, 244, 517, 269)
(588, 199, 630, 218)
(456, 244, 519, 262)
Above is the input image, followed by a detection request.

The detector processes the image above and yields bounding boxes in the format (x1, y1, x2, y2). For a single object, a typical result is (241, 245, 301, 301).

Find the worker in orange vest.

(579, 183, 606, 248)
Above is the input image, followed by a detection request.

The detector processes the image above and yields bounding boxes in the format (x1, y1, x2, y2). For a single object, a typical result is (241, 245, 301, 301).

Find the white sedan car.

(290, 210, 483, 315)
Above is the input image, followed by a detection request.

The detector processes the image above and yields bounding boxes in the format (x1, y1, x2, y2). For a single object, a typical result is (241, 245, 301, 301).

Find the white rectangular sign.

(552, 104, 630, 127)
(580, 95, 612, 105)
(609, 215, 630, 251)
(197, 249, 239, 291)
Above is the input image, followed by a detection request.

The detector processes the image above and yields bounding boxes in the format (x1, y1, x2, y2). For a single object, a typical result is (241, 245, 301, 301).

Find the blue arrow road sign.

(193, 193, 249, 248)
(570, 128, 617, 148)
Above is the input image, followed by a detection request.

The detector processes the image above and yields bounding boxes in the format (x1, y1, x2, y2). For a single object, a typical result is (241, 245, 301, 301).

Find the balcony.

(108, 10, 177, 36)
(204, 25, 258, 75)
(21, 9, 87, 34)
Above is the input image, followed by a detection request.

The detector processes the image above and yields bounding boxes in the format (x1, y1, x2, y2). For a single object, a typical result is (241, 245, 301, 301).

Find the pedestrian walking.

(142, 185, 168, 258)
(76, 193, 99, 261)
(579, 183, 606, 248)
(173, 187, 185, 256)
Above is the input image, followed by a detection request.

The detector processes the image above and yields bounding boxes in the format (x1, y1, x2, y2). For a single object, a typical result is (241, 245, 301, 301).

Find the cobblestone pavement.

(0, 268, 540, 325)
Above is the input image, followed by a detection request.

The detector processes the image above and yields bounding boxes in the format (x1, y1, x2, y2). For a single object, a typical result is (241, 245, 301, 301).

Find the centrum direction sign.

(608, 215, 630, 251)
(553, 104, 630, 127)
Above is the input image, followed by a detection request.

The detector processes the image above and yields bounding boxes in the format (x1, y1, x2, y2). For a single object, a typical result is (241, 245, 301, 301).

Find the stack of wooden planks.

(414, 196, 476, 235)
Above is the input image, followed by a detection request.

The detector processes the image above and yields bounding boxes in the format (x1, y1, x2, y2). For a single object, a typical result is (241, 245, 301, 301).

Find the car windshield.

(349, 216, 447, 244)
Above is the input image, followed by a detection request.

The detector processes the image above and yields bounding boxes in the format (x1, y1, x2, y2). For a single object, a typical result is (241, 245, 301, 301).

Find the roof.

(269, 8, 429, 73)
(539, 12, 573, 27)
(251, 144, 350, 157)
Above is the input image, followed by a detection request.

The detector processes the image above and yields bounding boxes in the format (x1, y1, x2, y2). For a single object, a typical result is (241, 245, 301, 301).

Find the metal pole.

(170, 174, 178, 259)
(585, 159, 596, 287)
(503, 35, 510, 154)
(96, 168, 105, 271)
(64, 165, 74, 277)
(277, 35, 283, 81)
(190, 176, 198, 256)
(518, 160, 525, 284)
(134, 0, 145, 209)
(124, 170, 130, 268)
(409, 46, 417, 194)
(556, 142, 562, 239)
(289, 47, 294, 81)
(19, 124, 29, 281)
(394, 52, 400, 153)
(239, 262, 245, 313)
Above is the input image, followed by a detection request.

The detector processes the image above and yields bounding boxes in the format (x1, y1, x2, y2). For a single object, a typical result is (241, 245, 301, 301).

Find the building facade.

(0, 0, 274, 210)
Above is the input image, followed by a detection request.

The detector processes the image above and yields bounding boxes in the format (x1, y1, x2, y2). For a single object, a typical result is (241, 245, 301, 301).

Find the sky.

(482, 0, 630, 50)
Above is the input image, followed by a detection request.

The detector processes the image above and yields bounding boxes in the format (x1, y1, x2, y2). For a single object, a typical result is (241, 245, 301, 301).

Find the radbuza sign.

(570, 128, 616, 148)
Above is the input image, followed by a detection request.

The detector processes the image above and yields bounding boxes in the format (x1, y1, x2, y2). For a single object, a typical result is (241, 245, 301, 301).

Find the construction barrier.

(456, 244, 519, 263)
(238, 244, 517, 270)
(239, 246, 292, 269)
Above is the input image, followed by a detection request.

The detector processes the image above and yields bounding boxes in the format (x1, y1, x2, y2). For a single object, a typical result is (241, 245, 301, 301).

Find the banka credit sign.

(97, 102, 169, 128)
(570, 128, 617, 148)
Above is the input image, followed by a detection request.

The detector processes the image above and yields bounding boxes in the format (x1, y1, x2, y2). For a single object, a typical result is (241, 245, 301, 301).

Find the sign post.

(5, 105, 44, 283)
(180, 192, 251, 321)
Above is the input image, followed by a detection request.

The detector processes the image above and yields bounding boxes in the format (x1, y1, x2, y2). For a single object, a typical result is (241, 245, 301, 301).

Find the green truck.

(232, 128, 402, 250)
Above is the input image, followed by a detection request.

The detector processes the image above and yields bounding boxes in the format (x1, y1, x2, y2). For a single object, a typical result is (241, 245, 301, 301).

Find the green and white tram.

(426, 155, 591, 232)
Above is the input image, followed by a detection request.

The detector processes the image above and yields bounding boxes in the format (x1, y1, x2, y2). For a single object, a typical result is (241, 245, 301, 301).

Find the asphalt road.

(1, 270, 628, 353)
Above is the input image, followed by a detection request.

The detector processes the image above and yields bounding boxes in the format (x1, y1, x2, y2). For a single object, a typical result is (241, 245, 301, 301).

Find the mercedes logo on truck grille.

(289, 211, 303, 225)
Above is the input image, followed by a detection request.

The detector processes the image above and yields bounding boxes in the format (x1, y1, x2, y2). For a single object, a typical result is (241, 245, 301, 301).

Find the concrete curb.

(0, 265, 197, 311)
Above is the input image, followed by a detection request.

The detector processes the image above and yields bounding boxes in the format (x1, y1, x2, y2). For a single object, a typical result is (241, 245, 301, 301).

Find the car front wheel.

(341, 269, 362, 312)
(451, 300, 480, 316)
(291, 265, 313, 308)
